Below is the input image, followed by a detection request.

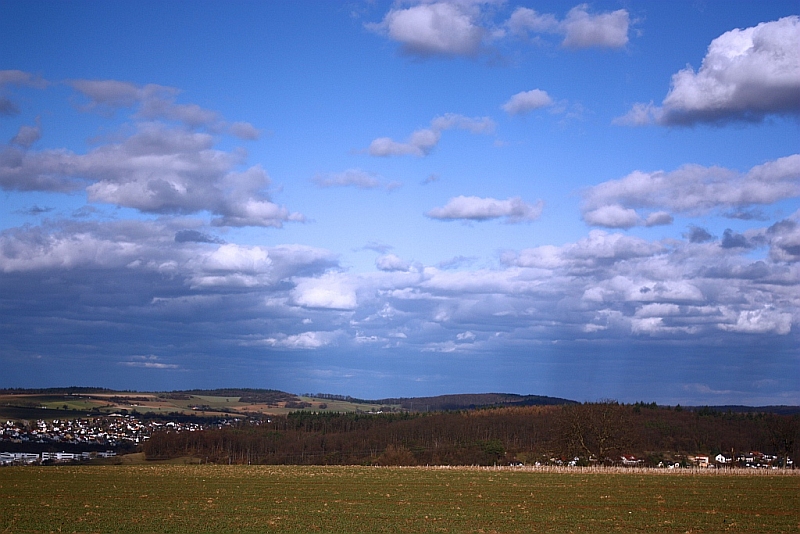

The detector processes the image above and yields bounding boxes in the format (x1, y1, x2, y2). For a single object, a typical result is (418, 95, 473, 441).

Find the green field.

(1, 466, 798, 533)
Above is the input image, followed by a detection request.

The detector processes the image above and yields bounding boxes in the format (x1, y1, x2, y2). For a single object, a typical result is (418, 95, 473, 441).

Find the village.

(0, 415, 244, 465)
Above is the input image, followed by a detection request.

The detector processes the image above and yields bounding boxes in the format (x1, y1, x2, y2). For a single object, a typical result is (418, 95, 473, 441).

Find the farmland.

(1, 465, 798, 533)
(0, 390, 394, 421)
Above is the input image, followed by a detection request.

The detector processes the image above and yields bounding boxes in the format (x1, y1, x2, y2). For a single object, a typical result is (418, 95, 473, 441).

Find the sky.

(1, 1, 798, 405)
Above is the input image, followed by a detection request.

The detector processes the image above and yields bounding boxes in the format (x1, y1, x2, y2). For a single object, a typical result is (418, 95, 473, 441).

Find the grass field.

(1, 466, 798, 533)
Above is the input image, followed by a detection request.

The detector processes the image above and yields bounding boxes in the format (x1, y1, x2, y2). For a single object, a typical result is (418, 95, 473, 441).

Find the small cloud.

(367, 2, 484, 58)
(644, 211, 673, 227)
(724, 208, 768, 221)
(583, 204, 640, 229)
(229, 121, 261, 140)
(14, 205, 53, 216)
(313, 168, 384, 189)
(0, 96, 19, 117)
(376, 253, 411, 272)
(10, 117, 41, 148)
(422, 173, 440, 185)
(686, 225, 714, 243)
(456, 331, 476, 342)
(368, 114, 494, 158)
(362, 241, 393, 254)
(427, 196, 544, 224)
(720, 229, 750, 249)
(437, 255, 476, 269)
(174, 229, 225, 244)
(561, 5, 630, 49)
(121, 355, 179, 369)
(262, 330, 340, 349)
(502, 89, 554, 116)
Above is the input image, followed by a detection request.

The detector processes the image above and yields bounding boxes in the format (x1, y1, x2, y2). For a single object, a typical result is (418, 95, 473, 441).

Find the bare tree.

(559, 400, 631, 463)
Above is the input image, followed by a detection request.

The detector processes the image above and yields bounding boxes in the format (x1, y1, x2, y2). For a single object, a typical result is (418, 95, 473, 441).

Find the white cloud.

(561, 4, 629, 49)
(313, 169, 383, 189)
(10, 119, 41, 148)
(368, 113, 494, 157)
(456, 330, 476, 341)
(368, 2, 484, 57)
(263, 331, 339, 350)
(582, 204, 641, 229)
(502, 89, 553, 115)
(618, 16, 800, 125)
(507, 5, 629, 49)
(582, 155, 800, 226)
(370, 3, 631, 58)
(376, 254, 412, 272)
(644, 211, 674, 227)
(0, 120, 303, 228)
(426, 196, 543, 223)
(121, 355, 179, 369)
(292, 272, 358, 310)
(507, 8, 558, 36)
(719, 307, 793, 335)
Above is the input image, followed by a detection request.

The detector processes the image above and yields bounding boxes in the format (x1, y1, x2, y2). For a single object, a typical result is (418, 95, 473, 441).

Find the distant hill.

(686, 405, 800, 416)
(314, 393, 578, 411)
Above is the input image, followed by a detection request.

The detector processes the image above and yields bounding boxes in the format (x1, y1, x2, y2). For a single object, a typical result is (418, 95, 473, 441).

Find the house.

(620, 455, 641, 466)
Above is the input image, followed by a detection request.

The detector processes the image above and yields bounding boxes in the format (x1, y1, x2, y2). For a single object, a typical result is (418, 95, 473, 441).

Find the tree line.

(142, 402, 799, 467)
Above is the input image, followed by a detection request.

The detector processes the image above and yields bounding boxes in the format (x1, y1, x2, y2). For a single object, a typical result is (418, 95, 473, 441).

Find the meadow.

(1, 465, 798, 533)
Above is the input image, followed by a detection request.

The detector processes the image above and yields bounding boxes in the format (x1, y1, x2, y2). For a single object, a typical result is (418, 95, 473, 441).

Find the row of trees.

(142, 402, 798, 467)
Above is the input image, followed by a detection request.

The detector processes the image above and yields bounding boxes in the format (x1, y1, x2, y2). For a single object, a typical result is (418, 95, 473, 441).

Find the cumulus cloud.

(376, 254, 412, 272)
(502, 89, 553, 115)
(719, 307, 793, 335)
(507, 5, 629, 49)
(686, 226, 714, 244)
(426, 196, 544, 223)
(560, 4, 629, 49)
(292, 272, 358, 310)
(582, 204, 641, 229)
(507, 7, 559, 36)
(369, 113, 494, 157)
(582, 155, 800, 227)
(720, 229, 750, 249)
(367, 2, 485, 57)
(369, 3, 630, 58)
(10, 118, 41, 148)
(617, 16, 800, 126)
(0, 121, 303, 227)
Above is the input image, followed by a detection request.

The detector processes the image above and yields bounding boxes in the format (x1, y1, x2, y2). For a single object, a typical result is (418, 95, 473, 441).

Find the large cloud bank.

(617, 16, 800, 126)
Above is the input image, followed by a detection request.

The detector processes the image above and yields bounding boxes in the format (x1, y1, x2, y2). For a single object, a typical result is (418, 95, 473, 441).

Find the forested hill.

(371, 393, 578, 411)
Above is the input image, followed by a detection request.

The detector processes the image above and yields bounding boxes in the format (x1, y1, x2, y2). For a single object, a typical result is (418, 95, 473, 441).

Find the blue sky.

(1, 1, 798, 404)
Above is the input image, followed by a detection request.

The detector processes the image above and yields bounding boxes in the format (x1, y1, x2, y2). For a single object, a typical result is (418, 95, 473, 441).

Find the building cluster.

(1, 450, 117, 465)
(687, 452, 792, 469)
(1, 415, 244, 465)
